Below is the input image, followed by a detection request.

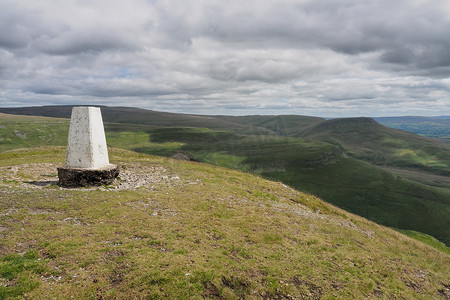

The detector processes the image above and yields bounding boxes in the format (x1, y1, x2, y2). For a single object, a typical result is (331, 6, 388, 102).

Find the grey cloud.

(36, 31, 138, 55)
(25, 78, 178, 98)
(169, 0, 450, 75)
(1, 0, 450, 117)
(27, 86, 68, 96)
(0, 4, 34, 49)
(0, 27, 29, 49)
(380, 47, 414, 65)
(415, 45, 450, 69)
(207, 58, 300, 83)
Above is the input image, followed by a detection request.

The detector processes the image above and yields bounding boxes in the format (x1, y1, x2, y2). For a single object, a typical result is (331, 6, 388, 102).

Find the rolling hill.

(296, 117, 450, 176)
(0, 106, 276, 135)
(0, 147, 448, 298)
(1, 106, 449, 247)
(216, 115, 324, 136)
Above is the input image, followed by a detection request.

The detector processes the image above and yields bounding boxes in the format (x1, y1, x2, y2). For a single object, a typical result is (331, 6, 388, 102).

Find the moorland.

(1, 106, 448, 247)
(0, 106, 449, 298)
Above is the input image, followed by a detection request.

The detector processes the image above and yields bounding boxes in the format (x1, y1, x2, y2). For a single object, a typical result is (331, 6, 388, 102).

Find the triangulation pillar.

(58, 106, 119, 187)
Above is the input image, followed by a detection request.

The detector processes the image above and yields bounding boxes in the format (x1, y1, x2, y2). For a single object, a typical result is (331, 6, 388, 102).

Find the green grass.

(192, 151, 248, 170)
(130, 126, 450, 246)
(395, 229, 450, 255)
(0, 250, 47, 299)
(0, 147, 449, 298)
(217, 114, 324, 136)
(105, 130, 183, 157)
(264, 157, 450, 246)
(0, 147, 66, 166)
(297, 117, 450, 176)
(0, 113, 69, 152)
(1, 110, 450, 248)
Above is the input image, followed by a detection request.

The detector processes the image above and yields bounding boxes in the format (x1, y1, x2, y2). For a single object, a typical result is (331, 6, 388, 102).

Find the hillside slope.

(130, 127, 450, 246)
(0, 113, 69, 152)
(297, 117, 450, 176)
(0, 147, 449, 299)
(1, 110, 449, 247)
(217, 115, 324, 136)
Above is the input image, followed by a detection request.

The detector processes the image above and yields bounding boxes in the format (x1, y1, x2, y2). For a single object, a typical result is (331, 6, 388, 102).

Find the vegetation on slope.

(0, 113, 68, 152)
(1, 108, 450, 247)
(113, 126, 450, 246)
(395, 230, 450, 255)
(216, 115, 324, 136)
(263, 157, 450, 244)
(0, 147, 449, 299)
(296, 117, 450, 176)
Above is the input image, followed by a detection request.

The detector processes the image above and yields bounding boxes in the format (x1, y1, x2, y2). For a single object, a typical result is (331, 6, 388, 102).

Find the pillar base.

(57, 165, 119, 188)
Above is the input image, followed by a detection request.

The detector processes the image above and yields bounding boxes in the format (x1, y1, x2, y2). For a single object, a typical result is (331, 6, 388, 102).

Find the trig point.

(58, 106, 119, 187)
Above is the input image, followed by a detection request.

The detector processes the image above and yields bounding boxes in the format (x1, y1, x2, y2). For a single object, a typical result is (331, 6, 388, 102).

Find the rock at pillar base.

(57, 165, 120, 188)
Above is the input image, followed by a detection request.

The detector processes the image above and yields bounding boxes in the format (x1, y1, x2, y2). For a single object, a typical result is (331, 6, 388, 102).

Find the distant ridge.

(296, 117, 450, 175)
(298, 117, 380, 137)
(0, 106, 324, 136)
(0, 106, 277, 135)
(375, 116, 450, 139)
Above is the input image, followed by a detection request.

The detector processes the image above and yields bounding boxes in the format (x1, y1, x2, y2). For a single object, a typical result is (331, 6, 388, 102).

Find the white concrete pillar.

(65, 106, 111, 169)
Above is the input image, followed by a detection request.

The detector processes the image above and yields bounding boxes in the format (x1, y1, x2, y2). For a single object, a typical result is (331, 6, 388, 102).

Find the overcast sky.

(1, 0, 450, 117)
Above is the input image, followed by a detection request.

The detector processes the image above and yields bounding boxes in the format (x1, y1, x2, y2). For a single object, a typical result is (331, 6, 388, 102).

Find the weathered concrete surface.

(57, 165, 119, 188)
(59, 106, 119, 187)
(65, 106, 110, 169)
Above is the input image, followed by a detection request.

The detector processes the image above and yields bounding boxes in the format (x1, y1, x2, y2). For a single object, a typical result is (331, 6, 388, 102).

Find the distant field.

(375, 116, 450, 138)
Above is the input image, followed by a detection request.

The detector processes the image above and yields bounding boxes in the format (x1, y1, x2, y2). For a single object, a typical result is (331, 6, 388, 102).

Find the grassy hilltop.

(1, 107, 449, 248)
(0, 147, 449, 299)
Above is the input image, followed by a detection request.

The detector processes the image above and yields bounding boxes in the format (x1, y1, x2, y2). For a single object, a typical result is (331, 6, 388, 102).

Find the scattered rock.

(172, 152, 191, 161)
(14, 130, 27, 139)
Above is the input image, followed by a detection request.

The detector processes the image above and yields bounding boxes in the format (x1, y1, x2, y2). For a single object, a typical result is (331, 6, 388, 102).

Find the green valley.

(1, 107, 449, 248)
